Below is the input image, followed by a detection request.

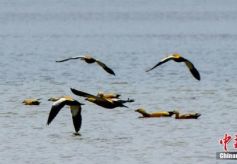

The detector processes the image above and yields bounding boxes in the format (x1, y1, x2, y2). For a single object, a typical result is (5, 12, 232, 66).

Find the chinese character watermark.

(217, 133, 237, 160)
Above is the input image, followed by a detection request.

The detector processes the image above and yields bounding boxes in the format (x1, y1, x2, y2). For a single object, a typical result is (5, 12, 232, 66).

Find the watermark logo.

(217, 133, 237, 160)
(219, 133, 233, 152)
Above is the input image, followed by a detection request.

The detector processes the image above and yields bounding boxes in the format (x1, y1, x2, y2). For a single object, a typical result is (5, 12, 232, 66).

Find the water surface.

(1, 0, 237, 163)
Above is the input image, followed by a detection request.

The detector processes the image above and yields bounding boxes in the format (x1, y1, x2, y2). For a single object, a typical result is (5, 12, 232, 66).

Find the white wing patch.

(160, 55, 173, 62)
(53, 98, 67, 106)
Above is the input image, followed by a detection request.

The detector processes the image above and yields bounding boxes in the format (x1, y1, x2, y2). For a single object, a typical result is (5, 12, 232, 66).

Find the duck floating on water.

(47, 97, 84, 135)
(56, 54, 115, 76)
(146, 53, 201, 80)
(135, 108, 175, 118)
(173, 111, 201, 119)
(71, 88, 134, 109)
(22, 98, 41, 105)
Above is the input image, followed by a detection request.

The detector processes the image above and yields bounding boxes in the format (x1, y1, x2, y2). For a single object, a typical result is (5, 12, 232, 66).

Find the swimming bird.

(71, 88, 133, 109)
(146, 53, 201, 80)
(22, 98, 41, 105)
(173, 111, 201, 119)
(47, 97, 84, 135)
(56, 54, 115, 75)
(135, 108, 175, 118)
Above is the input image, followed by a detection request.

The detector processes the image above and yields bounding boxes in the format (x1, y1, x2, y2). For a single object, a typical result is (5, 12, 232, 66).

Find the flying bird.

(47, 97, 84, 135)
(22, 98, 41, 105)
(56, 54, 115, 76)
(146, 53, 201, 80)
(135, 108, 175, 118)
(173, 111, 201, 119)
(71, 88, 134, 109)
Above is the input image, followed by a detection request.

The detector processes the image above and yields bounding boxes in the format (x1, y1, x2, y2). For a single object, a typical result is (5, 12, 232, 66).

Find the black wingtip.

(70, 88, 77, 96)
(110, 71, 116, 76)
(70, 88, 81, 96)
(189, 67, 201, 81)
(146, 67, 155, 72)
(105, 67, 116, 76)
(47, 117, 53, 125)
(109, 70, 116, 76)
(70, 88, 76, 92)
(194, 72, 201, 81)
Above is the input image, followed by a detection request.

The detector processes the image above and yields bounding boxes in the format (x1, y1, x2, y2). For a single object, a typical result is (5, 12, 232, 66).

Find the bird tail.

(195, 113, 201, 118)
(121, 104, 128, 108)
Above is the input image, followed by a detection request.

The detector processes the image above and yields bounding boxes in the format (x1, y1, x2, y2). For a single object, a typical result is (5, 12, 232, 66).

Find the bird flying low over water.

(71, 88, 134, 109)
(47, 97, 84, 135)
(22, 98, 41, 105)
(173, 111, 201, 119)
(56, 54, 115, 76)
(146, 53, 201, 80)
(135, 108, 175, 118)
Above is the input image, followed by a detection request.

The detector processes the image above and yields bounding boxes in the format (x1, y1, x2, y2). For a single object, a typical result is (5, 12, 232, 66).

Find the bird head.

(48, 97, 59, 101)
(172, 110, 179, 114)
(97, 92, 104, 97)
(84, 54, 92, 59)
(167, 110, 177, 116)
(172, 53, 181, 58)
(135, 108, 146, 113)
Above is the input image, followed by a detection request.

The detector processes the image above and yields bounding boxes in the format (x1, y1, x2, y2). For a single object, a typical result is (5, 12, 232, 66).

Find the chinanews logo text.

(217, 133, 237, 160)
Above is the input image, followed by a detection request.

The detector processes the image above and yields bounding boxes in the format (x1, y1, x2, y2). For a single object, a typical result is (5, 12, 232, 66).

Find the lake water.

(1, 0, 237, 163)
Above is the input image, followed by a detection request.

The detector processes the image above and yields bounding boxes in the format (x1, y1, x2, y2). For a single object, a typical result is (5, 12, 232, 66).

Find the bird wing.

(70, 106, 82, 133)
(70, 88, 97, 98)
(146, 55, 174, 72)
(183, 59, 201, 80)
(56, 56, 84, 62)
(47, 98, 68, 125)
(95, 60, 116, 76)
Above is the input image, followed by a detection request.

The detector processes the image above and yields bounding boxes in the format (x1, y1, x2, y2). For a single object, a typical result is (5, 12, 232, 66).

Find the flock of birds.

(22, 53, 201, 135)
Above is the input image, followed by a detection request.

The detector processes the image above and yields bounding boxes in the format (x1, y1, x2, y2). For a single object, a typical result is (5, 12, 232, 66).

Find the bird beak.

(80, 103, 85, 105)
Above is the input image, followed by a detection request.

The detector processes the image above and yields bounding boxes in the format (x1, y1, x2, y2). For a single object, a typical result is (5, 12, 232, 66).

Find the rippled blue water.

(1, 0, 237, 163)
